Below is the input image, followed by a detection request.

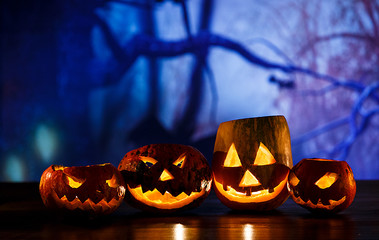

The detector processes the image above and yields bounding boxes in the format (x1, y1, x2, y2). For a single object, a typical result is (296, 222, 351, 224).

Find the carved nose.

(159, 169, 174, 181)
(239, 170, 261, 187)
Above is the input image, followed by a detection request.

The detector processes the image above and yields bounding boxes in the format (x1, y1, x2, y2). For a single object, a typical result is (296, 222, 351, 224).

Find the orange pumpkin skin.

(213, 152, 290, 211)
(212, 116, 293, 211)
(118, 144, 212, 213)
(39, 163, 126, 216)
(288, 158, 356, 214)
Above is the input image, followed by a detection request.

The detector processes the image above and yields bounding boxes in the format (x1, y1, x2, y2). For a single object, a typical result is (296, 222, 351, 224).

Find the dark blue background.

(1, 0, 378, 181)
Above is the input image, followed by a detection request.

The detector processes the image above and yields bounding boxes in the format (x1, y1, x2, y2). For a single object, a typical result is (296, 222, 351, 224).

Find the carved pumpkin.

(39, 163, 126, 215)
(212, 116, 293, 210)
(118, 144, 212, 212)
(288, 158, 356, 214)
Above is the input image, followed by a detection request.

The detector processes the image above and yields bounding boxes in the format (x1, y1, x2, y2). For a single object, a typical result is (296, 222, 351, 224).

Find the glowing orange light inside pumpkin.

(289, 173, 300, 187)
(140, 156, 158, 166)
(214, 175, 288, 203)
(254, 142, 276, 165)
(66, 175, 85, 188)
(40, 163, 126, 215)
(212, 116, 293, 211)
(53, 165, 66, 171)
(106, 174, 119, 188)
(292, 195, 346, 210)
(119, 144, 213, 212)
(127, 185, 207, 209)
(214, 141, 289, 203)
(223, 142, 276, 188)
(239, 170, 260, 187)
(173, 154, 186, 168)
(315, 172, 338, 189)
(58, 195, 124, 212)
(159, 169, 174, 181)
(223, 143, 242, 167)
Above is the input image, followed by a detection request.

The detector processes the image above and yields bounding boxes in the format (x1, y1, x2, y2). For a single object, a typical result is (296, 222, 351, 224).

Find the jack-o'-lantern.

(118, 144, 212, 213)
(212, 116, 293, 210)
(288, 158, 356, 214)
(39, 163, 126, 215)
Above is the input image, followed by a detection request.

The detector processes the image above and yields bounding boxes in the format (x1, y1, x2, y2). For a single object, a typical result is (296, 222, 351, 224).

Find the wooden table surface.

(1, 181, 378, 239)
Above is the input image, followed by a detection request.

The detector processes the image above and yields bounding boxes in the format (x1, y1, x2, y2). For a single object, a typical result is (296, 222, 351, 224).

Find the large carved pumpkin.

(212, 116, 293, 210)
(39, 163, 125, 216)
(288, 158, 356, 214)
(118, 144, 212, 213)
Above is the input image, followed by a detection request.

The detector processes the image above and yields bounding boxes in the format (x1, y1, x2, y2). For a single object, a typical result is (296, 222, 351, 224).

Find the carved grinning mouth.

(290, 192, 346, 210)
(288, 170, 347, 210)
(127, 180, 211, 209)
(49, 186, 126, 213)
(214, 173, 288, 203)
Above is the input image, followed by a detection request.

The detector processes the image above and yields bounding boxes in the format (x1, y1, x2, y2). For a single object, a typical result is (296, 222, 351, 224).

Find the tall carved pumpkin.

(39, 163, 126, 216)
(288, 158, 356, 214)
(118, 144, 212, 213)
(212, 116, 293, 210)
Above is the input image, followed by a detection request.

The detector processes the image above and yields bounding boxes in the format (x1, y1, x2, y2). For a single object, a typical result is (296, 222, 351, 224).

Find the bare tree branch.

(298, 32, 378, 57)
(296, 81, 379, 160)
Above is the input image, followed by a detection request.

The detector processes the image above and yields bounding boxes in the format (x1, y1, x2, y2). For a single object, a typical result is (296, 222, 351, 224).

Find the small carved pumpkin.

(288, 158, 356, 214)
(39, 163, 126, 215)
(212, 116, 293, 210)
(118, 144, 212, 212)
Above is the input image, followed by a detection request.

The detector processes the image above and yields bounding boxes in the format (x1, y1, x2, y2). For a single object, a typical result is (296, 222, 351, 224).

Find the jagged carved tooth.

(223, 182, 228, 191)
(184, 189, 192, 196)
(156, 186, 166, 195)
(168, 190, 179, 197)
(141, 184, 151, 193)
(321, 198, 331, 205)
(56, 192, 121, 213)
(246, 188, 252, 196)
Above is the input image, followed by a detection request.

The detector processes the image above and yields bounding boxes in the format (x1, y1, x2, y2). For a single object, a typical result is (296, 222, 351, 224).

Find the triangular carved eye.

(140, 156, 158, 168)
(224, 143, 242, 167)
(173, 154, 186, 168)
(106, 174, 118, 188)
(315, 172, 338, 189)
(66, 175, 85, 188)
(254, 142, 276, 165)
(289, 172, 300, 187)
